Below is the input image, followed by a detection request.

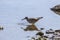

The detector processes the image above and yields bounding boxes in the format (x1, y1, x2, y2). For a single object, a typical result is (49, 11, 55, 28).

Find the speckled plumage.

(51, 4, 60, 15)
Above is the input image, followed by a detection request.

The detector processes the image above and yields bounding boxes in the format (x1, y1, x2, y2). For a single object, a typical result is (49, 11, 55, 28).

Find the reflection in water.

(21, 24, 40, 31)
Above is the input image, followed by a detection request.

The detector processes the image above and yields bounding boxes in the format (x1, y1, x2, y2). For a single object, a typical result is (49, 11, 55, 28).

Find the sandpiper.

(22, 17, 43, 25)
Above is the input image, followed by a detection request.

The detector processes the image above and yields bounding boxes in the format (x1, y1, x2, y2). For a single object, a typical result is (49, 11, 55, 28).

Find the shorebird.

(22, 17, 43, 25)
(50, 4, 60, 15)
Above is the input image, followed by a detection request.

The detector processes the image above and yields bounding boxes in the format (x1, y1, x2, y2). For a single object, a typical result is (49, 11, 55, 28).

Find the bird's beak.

(50, 8, 55, 11)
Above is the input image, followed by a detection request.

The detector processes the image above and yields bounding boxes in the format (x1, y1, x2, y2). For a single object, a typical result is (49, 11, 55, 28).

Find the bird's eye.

(55, 6, 58, 9)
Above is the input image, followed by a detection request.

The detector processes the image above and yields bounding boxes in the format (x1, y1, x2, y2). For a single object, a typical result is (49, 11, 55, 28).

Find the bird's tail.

(37, 17, 43, 20)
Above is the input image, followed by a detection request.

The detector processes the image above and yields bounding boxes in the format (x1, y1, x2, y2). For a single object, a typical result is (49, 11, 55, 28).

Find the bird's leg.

(31, 23, 35, 25)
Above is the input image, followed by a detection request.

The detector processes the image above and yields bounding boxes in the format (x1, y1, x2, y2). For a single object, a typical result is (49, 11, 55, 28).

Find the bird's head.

(22, 17, 28, 20)
(50, 5, 60, 13)
(50, 7, 57, 12)
(50, 5, 60, 15)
